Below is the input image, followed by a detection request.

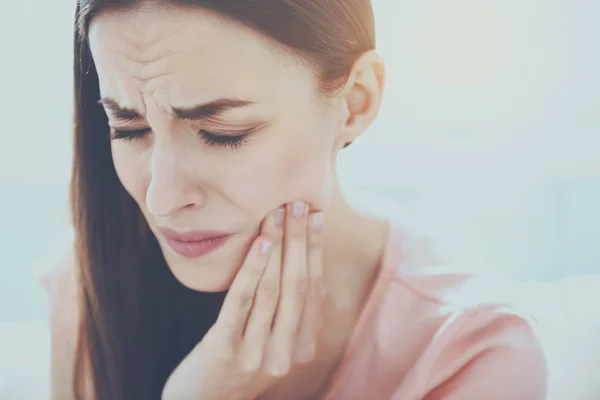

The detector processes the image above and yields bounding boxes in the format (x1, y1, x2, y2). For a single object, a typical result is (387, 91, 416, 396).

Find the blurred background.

(0, 1, 598, 392)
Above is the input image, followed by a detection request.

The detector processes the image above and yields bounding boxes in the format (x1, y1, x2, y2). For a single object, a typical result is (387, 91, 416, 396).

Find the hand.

(162, 201, 326, 400)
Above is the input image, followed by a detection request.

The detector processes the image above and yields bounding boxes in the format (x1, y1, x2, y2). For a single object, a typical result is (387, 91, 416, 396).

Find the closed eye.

(110, 127, 255, 150)
(110, 127, 151, 141)
(199, 129, 250, 149)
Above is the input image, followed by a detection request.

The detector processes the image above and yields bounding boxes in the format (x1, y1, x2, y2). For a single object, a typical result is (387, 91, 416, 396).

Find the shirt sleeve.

(414, 306, 548, 400)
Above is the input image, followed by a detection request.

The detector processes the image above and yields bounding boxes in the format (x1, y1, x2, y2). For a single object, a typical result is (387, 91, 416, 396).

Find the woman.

(42, 0, 548, 399)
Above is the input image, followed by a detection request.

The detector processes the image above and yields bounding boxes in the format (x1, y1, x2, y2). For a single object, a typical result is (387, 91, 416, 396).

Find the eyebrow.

(98, 98, 144, 122)
(98, 97, 255, 122)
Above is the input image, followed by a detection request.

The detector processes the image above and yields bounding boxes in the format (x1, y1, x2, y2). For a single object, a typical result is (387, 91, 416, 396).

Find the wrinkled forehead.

(86, 3, 315, 111)
(87, 3, 276, 62)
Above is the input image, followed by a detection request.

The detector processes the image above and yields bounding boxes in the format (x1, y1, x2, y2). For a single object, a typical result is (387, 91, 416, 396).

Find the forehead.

(87, 3, 314, 111)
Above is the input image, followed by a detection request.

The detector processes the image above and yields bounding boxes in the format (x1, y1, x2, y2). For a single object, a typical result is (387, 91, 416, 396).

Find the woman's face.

(88, 4, 348, 291)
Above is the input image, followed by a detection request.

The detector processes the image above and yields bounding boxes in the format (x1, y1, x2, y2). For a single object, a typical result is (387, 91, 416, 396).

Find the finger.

(266, 200, 309, 376)
(293, 211, 326, 363)
(241, 207, 285, 371)
(217, 235, 274, 343)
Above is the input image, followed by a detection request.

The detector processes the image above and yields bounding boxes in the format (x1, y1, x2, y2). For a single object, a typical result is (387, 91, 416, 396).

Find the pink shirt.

(41, 217, 548, 399)
(318, 219, 548, 399)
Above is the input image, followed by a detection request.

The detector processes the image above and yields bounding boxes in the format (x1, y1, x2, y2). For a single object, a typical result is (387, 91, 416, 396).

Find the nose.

(145, 139, 206, 217)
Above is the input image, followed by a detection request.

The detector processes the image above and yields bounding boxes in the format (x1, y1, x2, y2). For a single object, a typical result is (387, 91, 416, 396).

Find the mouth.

(158, 227, 233, 259)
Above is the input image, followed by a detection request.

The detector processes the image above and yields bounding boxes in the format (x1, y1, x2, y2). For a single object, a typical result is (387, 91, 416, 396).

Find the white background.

(0, 0, 599, 326)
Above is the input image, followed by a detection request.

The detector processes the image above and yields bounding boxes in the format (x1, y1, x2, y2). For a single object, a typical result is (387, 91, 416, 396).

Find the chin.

(153, 226, 258, 292)
(161, 249, 243, 293)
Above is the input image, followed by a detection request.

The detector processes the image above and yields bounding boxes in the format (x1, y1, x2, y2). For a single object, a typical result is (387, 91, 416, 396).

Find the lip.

(159, 227, 232, 258)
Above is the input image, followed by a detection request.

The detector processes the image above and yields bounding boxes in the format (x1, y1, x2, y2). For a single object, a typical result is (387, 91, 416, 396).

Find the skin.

(163, 205, 327, 400)
(86, 3, 388, 399)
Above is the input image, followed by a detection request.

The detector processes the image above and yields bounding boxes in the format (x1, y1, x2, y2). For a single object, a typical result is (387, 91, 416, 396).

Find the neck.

(261, 179, 389, 400)
(322, 178, 388, 280)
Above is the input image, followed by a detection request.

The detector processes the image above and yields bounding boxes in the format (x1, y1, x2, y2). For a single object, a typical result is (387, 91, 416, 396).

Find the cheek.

(109, 121, 335, 221)
(279, 113, 338, 210)
(280, 141, 333, 209)
(223, 129, 334, 214)
(111, 143, 150, 205)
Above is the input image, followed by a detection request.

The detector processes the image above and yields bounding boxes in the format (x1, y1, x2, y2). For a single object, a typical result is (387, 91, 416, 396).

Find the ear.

(335, 50, 386, 150)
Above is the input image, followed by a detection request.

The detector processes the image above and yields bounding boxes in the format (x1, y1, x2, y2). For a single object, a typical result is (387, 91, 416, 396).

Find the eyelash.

(110, 128, 250, 149)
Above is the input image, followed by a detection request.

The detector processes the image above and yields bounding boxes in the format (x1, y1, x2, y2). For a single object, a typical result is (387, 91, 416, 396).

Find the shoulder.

(376, 219, 548, 399)
(35, 228, 79, 345)
(410, 304, 548, 399)
(35, 229, 90, 399)
(321, 194, 548, 399)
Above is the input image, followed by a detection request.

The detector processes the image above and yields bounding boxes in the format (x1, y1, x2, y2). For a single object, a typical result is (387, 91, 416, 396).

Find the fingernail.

(274, 359, 290, 377)
(243, 353, 261, 372)
(310, 212, 324, 229)
(297, 343, 316, 363)
(275, 207, 285, 228)
(261, 239, 273, 254)
(292, 201, 306, 218)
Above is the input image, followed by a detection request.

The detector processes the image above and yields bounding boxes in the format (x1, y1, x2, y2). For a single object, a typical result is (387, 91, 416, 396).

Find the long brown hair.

(71, 1, 375, 398)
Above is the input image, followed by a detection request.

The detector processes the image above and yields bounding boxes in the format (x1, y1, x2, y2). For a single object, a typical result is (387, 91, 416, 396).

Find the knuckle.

(311, 279, 326, 296)
(266, 218, 284, 238)
(271, 236, 283, 251)
(283, 249, 304, 269)
(316, 281, 329, 299)
(293, 277, 309, 298)
(250, 259, 268, 278)
(234, 287, 255, 312)
(308, 235, 322, 250)
(301, 278, 326, 302)
(259, 279, 280, 301)
(288, 231, 304, 245)
(308, 226, 323, 246)
(287, 220, 307, 240)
